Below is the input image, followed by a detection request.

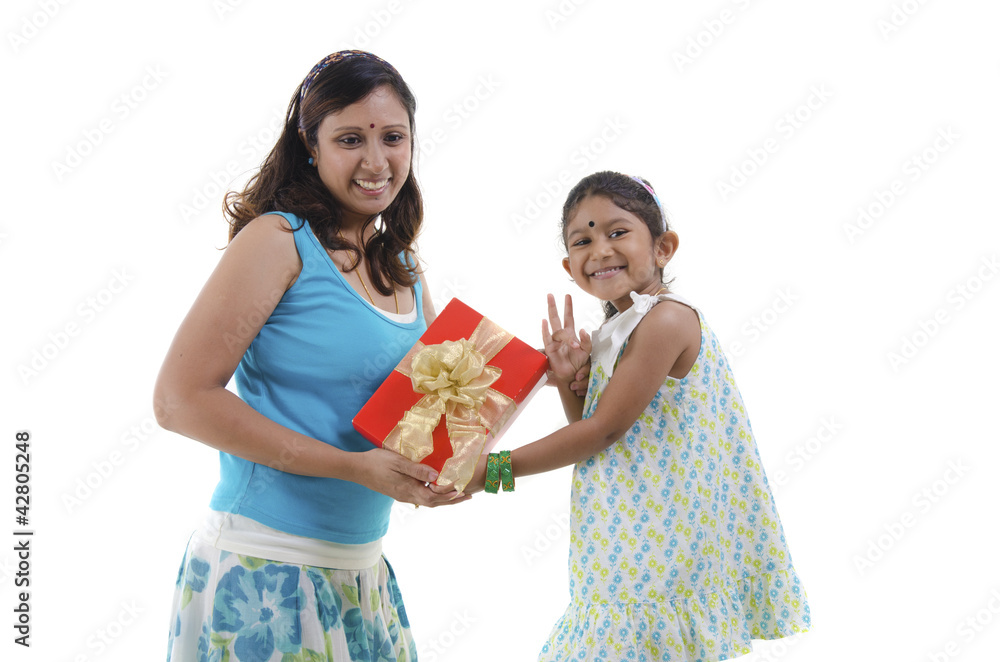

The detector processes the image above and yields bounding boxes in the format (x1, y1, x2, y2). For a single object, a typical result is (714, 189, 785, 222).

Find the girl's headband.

(299, 50, 399, 104)
(629, 175, 668, 233)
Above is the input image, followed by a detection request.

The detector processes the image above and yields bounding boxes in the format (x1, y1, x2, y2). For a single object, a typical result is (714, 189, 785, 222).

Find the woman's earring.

(308, 157, 314, 166)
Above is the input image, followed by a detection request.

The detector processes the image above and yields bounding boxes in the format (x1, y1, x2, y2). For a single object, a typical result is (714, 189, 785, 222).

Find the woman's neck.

(337, 216, 376, 247)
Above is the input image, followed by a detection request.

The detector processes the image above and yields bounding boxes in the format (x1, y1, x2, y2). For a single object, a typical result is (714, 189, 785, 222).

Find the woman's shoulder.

(231, 213, 300, 251)
(254, 211, 304, 232)
(226, 214, 304, 287)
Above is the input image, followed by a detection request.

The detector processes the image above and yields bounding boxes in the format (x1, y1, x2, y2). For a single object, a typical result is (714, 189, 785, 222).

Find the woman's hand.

(426, 452, 488, 496)
(357, 448, 470, 507)
(464, 452, 489, 495)
(542, 294, 593, 396)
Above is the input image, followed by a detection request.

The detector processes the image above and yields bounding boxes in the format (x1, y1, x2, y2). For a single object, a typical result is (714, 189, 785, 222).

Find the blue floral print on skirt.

(166, 534, 416, 662)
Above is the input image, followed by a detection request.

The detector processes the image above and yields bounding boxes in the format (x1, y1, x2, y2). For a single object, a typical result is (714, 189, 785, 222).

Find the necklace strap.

(334, 230, 399, 314)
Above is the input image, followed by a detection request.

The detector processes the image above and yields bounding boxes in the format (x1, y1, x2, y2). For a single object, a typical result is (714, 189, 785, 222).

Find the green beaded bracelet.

(499, 450, 514, 492)
(485, 452, 500, 494)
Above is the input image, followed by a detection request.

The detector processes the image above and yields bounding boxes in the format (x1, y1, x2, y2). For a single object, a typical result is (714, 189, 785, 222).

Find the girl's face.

(307, 85, 411, 228)
(562, 194, 676, 313)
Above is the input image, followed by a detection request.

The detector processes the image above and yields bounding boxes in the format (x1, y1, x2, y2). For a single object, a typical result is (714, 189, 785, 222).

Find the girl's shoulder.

(631, 298, 701, 354)
(592, 292, 701, 379)
(611, 296, 702, 382)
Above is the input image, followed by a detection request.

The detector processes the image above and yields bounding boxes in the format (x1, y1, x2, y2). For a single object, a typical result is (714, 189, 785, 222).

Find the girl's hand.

(357, 448, 470, 507)
(567, 364, 590, 398)
(542, 293, 593, 395)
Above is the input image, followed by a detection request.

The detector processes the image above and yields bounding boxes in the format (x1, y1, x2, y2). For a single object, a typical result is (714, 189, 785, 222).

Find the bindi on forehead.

(588, 221, 595, 227)
(370, 123, 375, 128)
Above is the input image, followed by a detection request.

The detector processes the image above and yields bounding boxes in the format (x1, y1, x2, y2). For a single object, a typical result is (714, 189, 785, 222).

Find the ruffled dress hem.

(539, 568, 810, 662)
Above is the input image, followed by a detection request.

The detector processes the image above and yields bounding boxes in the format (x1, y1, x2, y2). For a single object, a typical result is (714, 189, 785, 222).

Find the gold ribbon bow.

(383, 318, 516, 490)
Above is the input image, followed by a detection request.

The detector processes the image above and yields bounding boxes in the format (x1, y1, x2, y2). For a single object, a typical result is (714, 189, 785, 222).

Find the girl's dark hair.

(225, 53, 421, 295)
(560, 170, 673, 318)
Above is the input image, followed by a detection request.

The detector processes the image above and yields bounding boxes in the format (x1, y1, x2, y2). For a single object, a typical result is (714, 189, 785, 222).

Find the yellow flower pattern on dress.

(539, 295, 810, 662)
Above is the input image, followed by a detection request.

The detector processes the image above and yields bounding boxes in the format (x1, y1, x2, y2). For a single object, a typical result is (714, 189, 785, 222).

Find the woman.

(155, 50, 465, 662)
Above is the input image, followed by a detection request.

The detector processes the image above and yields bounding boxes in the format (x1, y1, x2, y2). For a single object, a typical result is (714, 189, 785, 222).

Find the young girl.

(471, 171, 811, 661)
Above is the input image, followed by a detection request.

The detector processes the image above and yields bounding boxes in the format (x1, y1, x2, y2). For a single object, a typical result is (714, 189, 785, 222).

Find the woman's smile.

(353, 178, 390, 194)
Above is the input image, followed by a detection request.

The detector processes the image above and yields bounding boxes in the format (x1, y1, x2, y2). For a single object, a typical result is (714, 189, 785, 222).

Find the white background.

(2, 0, 999, 660)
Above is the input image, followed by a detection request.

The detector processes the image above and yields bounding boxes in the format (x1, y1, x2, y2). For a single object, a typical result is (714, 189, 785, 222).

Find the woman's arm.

(154, 215, 463, 506)
(511, 301, 700, 479)
(419, 273, 437, 325)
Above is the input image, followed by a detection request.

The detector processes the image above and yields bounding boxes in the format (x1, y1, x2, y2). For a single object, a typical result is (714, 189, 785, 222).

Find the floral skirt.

(166, 533, 417, 662)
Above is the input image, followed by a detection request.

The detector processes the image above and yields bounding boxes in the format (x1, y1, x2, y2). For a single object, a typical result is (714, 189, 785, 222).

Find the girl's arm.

(154, 214, 463, 507)
(554, 382, 585, 424)
(512, 301, 700, 479)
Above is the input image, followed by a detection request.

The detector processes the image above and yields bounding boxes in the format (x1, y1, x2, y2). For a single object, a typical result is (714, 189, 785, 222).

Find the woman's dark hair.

(225, 52, 421, 295)
(561, 170, 673, 318)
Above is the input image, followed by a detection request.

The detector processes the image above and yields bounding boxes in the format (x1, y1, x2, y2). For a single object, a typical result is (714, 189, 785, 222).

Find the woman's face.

(308, 85, 411, 228)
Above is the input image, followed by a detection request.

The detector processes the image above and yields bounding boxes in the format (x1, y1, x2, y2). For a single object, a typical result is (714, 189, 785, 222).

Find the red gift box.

(353, 299, 548, 490)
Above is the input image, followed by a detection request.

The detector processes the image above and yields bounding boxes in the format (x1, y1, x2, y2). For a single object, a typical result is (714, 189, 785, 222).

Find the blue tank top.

(209, 212, 426, 543)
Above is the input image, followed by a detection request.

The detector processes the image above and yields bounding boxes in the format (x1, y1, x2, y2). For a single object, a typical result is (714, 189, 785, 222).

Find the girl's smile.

(562, 195, 677, 312)
(589, 265, 625, 279)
